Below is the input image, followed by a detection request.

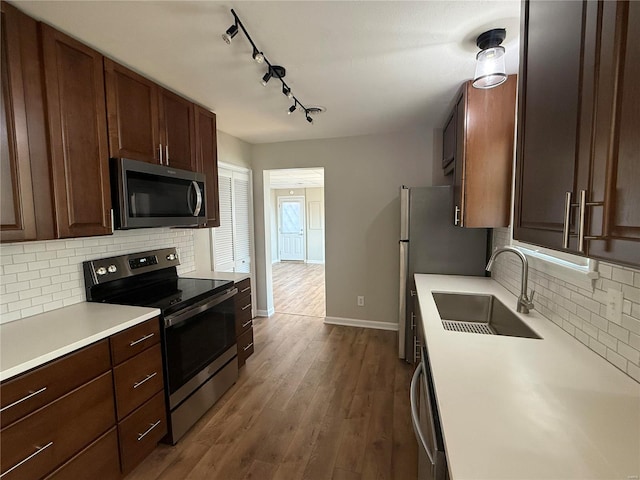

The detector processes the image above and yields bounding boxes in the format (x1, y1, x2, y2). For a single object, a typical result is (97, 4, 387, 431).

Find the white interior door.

(278, 196, 305, 261)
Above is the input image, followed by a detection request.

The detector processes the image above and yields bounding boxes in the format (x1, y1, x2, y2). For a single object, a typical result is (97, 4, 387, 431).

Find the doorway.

(267, 168, 326, 318)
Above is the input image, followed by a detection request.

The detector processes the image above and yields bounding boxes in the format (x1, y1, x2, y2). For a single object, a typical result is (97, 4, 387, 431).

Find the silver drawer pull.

(240, 286, 250, 293)
(137, 420, 161, 441)
(133, 372, 158, 389)
(129, 332, 155, 347)
(241, 319, 252, 329)
(0, 441, 53, 478)
(241, 303, 251, 311)
(243, 342, 254, 352)
(0, 386, 47, 413)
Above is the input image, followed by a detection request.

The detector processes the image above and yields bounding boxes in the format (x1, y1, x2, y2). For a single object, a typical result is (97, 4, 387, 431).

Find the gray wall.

(252, 128, 432, 326)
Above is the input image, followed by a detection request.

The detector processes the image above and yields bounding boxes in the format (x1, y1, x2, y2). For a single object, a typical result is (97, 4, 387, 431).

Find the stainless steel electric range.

(83, 248, 238, 444)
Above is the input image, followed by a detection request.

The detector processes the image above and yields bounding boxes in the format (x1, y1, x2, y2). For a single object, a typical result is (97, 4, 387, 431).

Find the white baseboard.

(305, 260, 325, 265)
(256, 307, 275, 317)
(324, 316, 398, 331)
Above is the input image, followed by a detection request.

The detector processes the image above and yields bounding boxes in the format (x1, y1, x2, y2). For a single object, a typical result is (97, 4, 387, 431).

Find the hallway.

(272, 262, 325, 317)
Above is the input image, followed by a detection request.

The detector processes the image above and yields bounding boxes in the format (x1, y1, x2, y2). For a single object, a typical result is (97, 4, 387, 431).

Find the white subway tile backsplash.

(1, 227, 196, 324)
(492, 227, 640, 384)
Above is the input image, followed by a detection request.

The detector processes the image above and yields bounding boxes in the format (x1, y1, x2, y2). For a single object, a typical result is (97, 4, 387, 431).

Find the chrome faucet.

(486, 247, 535, 314)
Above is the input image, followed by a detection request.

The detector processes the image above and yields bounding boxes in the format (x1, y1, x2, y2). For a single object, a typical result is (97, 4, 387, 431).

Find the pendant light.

(473, 29, 507, 89)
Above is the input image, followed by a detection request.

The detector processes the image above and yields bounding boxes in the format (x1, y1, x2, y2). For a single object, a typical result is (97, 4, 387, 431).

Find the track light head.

(252, 48, 264, 64)
(306, 114, 313, 124)
(282, 85, 294, 99)
(288, 104, 297, 115)
(222, 24, 238, 44)
(261, 70, 272, 86)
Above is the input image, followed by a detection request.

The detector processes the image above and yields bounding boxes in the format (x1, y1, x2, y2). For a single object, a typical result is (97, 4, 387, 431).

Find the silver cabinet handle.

(410, 363, 435, 466)
(137, 420, 161, 441)
(454, 205, 460, 226)
(165, 145, 169, 166)
(562, 191, 573, 249)
(159, 144, 163, 165)
(243, 342, 254, 351)
(241, 303, 251, 311)
(0, 386, 47, 413)
(240, 286, 251, 293)
(129, 332, 155, 347)
(578, 189, 587, 253)
(410, 312, 416, 330)
(133, 372, 157, 389)
(241, 319, 252, 329)
(0, 441, 53, 478)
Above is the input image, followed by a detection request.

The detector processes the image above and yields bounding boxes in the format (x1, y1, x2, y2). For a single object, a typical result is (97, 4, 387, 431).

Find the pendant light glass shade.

(473, 46, 506, 88)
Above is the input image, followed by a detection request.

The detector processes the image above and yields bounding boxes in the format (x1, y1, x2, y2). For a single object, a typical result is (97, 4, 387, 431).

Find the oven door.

(163, 288, 237, 408)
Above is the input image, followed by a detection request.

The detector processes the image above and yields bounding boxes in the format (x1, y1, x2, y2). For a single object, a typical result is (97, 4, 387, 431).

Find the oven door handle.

(164, 287, 238, 328)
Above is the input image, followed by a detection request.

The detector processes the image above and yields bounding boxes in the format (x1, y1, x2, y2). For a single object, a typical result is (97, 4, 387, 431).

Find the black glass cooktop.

(106, 277, 233, 314)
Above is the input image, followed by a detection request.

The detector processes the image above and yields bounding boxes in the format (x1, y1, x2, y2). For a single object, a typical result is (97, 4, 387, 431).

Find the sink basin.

(432, 292, 541, 339)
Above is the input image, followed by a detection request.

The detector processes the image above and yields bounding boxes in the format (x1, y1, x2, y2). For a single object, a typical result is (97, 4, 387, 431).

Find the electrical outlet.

(357, 296, 365, 307)
(607, 288, 623, 323)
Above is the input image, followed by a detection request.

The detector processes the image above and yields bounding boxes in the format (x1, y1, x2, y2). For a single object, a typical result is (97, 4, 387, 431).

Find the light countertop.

(0, 302, 160, 381)
(414, 274, 640, 480)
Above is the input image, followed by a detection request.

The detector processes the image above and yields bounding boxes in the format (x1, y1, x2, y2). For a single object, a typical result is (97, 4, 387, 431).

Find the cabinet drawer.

(0, 372, 115, 480)
(118, 391, 167, 475)
(235, 296, 253, 336)
(237, 328, 254, 368)
(110, 317, 160, 365)
(0, 340, 111, 429)
(113, 343, 164, 420)
(44, 428, 120, 480)
(235, 278, 251, 297)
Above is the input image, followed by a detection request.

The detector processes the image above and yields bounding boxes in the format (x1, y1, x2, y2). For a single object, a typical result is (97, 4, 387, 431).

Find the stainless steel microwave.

(111, 158, 206, 229)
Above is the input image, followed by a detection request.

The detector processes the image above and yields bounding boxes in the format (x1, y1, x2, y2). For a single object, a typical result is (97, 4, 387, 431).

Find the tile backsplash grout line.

(0, 228, 196, 323)
(491, 227, 640, 383)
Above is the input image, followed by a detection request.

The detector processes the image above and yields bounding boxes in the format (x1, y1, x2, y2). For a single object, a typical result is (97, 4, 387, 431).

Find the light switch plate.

(606, 288, 623, 323)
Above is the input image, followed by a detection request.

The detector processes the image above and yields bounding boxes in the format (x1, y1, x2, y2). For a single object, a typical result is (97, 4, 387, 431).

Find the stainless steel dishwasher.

(410, 343, 449, 480)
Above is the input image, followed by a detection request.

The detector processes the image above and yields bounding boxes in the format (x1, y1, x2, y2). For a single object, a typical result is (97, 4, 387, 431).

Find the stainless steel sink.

(432, 292, 542, 339)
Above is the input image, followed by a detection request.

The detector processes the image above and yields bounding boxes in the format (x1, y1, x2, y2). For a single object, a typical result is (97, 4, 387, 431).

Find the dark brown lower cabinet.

(234, 278, 254, 367)
(0, 318, 167, 479)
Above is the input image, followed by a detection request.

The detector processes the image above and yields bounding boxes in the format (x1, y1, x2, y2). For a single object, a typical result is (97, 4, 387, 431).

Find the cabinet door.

(452, 93, 464, 226)
(104, 58, 160, 164)
(195, 106, 220, 227)
(0, 4, 36, 242)
(159, 88, 196, 172)
(585, 1, 640, 266)
(41, 25, 112, 238)
(442, 110, 455, 174)
(514, 1, 589, 250)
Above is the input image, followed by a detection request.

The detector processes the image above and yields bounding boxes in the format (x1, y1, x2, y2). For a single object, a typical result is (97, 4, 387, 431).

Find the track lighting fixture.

(222, 8, 318, 125)
(221, 24, 238, 44)
(472, 28, 507, 89)
(252, 48, 264, 64)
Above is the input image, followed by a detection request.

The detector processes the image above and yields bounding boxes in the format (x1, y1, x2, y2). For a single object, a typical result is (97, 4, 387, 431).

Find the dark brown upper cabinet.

(104, 58, 160, 164)
(447, 76, 516, 228)
(159, 88, 196, 172)
(195, 105, 220, 227)
(1, 2, 54, 242)
(515, 0, 639, 267)
(41, 24, 112, 238)
(105, 59, 197, 172)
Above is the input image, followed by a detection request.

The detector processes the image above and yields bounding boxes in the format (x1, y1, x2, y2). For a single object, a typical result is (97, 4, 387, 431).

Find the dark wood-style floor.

(128, 314, 417, 480)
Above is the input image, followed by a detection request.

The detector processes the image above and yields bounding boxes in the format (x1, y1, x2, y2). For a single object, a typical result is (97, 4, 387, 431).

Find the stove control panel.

(84, 247, 180, 286)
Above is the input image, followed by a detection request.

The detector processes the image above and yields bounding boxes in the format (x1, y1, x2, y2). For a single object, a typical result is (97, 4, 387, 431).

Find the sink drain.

(442, 320, 495, 335)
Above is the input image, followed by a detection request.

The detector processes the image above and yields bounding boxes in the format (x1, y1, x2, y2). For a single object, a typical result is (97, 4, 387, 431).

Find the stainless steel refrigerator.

(399, 185, 489, 361)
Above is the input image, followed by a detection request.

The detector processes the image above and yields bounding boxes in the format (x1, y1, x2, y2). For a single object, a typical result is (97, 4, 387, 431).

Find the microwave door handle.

(130, 193, 136, 216)
(192, 181, 203, 216)
(410, 362, 436, 467)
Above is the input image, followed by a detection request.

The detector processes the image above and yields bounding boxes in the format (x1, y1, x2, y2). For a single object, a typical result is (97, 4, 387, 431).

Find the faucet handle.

(526, 289, 536, 310)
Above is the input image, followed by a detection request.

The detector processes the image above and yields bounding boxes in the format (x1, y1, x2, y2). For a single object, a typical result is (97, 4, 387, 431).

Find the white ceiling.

(15, 1, 521, 145)
(268, 168, 325, 190)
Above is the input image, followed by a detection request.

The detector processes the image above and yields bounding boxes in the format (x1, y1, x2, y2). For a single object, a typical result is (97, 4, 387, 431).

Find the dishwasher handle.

(410, 362, 436, 467)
